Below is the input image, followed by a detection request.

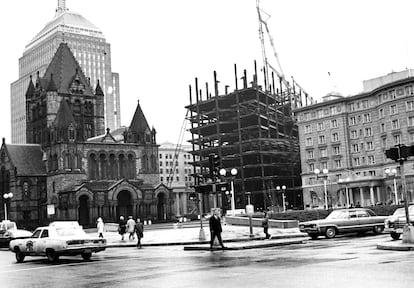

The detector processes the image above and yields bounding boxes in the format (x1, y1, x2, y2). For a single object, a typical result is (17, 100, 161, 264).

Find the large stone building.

(294, 70, 414, 209)
(11, 0, 121, 144)
(0, 43, 172, 229)
(158, 142, 199, 216)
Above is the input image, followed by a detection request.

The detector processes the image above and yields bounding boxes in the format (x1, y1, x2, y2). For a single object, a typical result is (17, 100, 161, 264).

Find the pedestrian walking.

(135, 218, 144, 249)
(262, 211, 271, 239)
(126, 216, 136, 240)
(118, 216, 127, 241)
(97, 217, 105, 238)
(209, 209, 226, 249)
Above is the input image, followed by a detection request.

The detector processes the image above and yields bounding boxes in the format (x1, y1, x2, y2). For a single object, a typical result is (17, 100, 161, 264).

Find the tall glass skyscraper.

(10, 0, 121, 143)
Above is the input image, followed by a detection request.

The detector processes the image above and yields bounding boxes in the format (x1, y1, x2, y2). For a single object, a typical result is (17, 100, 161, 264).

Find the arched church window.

(75, 152, 82, 169)
(109, 154, 117, 179)
(53, 154, 58, 171)
(128, 154, 135, 179)
(99, 153, 107, 179)
(88, 153, 97, 180)
(119, 154, 126, 178)
(150, 154, 156, 172)
(142, 154, 148, 172)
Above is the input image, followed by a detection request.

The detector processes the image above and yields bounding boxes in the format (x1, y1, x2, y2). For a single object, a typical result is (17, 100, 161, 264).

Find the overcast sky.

(1, 0, 413, 145)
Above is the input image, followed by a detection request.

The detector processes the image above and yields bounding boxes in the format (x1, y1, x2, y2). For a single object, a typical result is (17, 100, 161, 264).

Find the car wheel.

(309, 234, 319, 240)
(373, 225, 384, 235)
(325, 227, 337, 239)
(14, 248, 25, 263)
(81, 252, 92, 260)
(46, 249, 59, 262)
(390, 232, 401, 240)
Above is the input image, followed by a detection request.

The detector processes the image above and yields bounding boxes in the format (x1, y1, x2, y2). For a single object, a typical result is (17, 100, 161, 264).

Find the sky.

(1, 0, 414, 145)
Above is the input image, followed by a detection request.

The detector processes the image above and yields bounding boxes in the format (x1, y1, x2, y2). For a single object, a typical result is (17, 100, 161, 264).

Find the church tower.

(26, 43, 105, 147)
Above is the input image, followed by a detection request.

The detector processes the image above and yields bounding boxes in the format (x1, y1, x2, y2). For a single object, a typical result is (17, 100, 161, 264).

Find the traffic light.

(216, 182, 230, 192)
(385, 144, 413, 162)
(385, 147, 399, 161)
(208, 153, 220, 178)
(194, 184, 213, 194)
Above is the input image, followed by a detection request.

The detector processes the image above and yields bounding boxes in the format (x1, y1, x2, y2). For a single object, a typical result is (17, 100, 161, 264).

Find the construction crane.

(166, 110, 189, 188)
(256, 0, 310, 103)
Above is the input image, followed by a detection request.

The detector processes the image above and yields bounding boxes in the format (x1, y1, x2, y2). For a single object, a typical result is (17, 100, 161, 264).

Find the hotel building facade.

(294, 70, 414, 209)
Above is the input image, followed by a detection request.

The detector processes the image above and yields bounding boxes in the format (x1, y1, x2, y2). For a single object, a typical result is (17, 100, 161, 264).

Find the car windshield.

(0, 221, 17, 230)
(55, 227, 87, 237)
(394, 206, 414, 216)
(326, 210, 348, 220)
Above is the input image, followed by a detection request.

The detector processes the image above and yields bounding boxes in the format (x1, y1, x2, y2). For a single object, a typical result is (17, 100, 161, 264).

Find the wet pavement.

(86, 221, 308, 249)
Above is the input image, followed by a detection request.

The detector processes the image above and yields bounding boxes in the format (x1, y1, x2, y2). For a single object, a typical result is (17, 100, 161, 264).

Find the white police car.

(9, 221, 106, 263)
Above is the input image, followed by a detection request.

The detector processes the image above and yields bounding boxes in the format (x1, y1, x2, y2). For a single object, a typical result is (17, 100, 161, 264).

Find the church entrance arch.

(78, 195, 89, 227)
(157, 193, 165, 220)
(117, 190, 133, 219)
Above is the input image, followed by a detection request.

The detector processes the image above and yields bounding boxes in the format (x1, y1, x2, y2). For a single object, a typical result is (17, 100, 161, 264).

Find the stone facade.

(1, 43, 173, 229)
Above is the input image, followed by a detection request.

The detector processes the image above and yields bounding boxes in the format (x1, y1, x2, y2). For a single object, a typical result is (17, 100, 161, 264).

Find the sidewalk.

(88, 223, 308, 249)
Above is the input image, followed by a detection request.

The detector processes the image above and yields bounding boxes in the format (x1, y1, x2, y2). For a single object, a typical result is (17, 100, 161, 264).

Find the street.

(0, 233, 413, 288)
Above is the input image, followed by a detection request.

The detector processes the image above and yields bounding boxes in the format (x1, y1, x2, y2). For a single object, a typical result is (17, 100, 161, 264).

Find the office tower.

(10, 0, 121, 143)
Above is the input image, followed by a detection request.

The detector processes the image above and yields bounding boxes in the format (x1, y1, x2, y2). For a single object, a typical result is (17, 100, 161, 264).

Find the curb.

(183, 239, 306, 251)
(376, 243, 414, 251)
(105, 233, 307, 248)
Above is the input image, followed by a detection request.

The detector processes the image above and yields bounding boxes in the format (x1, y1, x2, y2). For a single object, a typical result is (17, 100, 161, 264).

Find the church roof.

(4, 144, 46, 176)
(54, 98, 76, 129)
(42, 43, 94, 95)
(129, 101, 151, 133)
(87, 126, 127, 143)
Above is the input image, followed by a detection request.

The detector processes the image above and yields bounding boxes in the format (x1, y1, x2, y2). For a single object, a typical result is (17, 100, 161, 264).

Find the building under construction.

(186, 62, 305, 213)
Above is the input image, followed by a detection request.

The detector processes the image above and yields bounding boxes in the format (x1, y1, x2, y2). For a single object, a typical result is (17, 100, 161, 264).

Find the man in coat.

(209, 209, 226, 249)
(135, 218, 144, 249)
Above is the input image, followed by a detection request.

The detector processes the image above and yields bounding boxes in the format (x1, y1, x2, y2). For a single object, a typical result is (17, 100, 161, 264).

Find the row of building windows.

(159, 168, 195, 174)
(306, 126, 414, 147)
(159, 153, 196, 160)
(307, 155, 375, 174)
(160, 176, 193, 183)
(304, 101, 414, 134)
(301, 95, 414, 123)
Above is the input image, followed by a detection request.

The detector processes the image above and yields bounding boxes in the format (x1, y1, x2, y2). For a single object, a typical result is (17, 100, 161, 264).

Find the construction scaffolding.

(186, 62, 303, 214)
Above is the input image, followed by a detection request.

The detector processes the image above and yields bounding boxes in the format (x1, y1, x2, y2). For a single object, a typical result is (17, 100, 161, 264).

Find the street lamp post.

(219, 168, 237, 216)
(385, 168, 398, 205)
(245, 191, 254, 238)
(276, 185, 287, 212)
(314, 168, 329, 209)
(3, 192, 13, 220)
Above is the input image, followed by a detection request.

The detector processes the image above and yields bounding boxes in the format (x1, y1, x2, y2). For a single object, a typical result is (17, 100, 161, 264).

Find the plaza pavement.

(87, 221, 309, 250)
(86, 220, 414, 251)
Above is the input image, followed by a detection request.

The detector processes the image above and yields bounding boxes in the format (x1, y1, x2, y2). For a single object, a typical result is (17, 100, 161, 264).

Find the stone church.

(0, 43, 172, 229)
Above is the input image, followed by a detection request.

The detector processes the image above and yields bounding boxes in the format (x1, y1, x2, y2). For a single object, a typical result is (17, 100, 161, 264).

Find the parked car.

(0, 220, 32, 247)
(384, 205, 414, 240)
(299, 208, 388, 239)
(9, 221, 106, 263)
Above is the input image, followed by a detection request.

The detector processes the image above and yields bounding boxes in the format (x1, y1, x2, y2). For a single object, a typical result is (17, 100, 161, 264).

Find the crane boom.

(167, 110, 189, 188)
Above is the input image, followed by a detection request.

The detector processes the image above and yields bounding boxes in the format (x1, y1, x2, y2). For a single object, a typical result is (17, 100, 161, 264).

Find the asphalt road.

(0, 233, 413, 288)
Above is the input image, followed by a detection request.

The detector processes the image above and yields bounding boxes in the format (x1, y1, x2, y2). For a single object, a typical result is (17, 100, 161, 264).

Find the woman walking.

(97, 217, 105, 238)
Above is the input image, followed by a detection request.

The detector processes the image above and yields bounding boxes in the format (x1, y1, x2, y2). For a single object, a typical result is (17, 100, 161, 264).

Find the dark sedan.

(299, 208, 388, 239)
